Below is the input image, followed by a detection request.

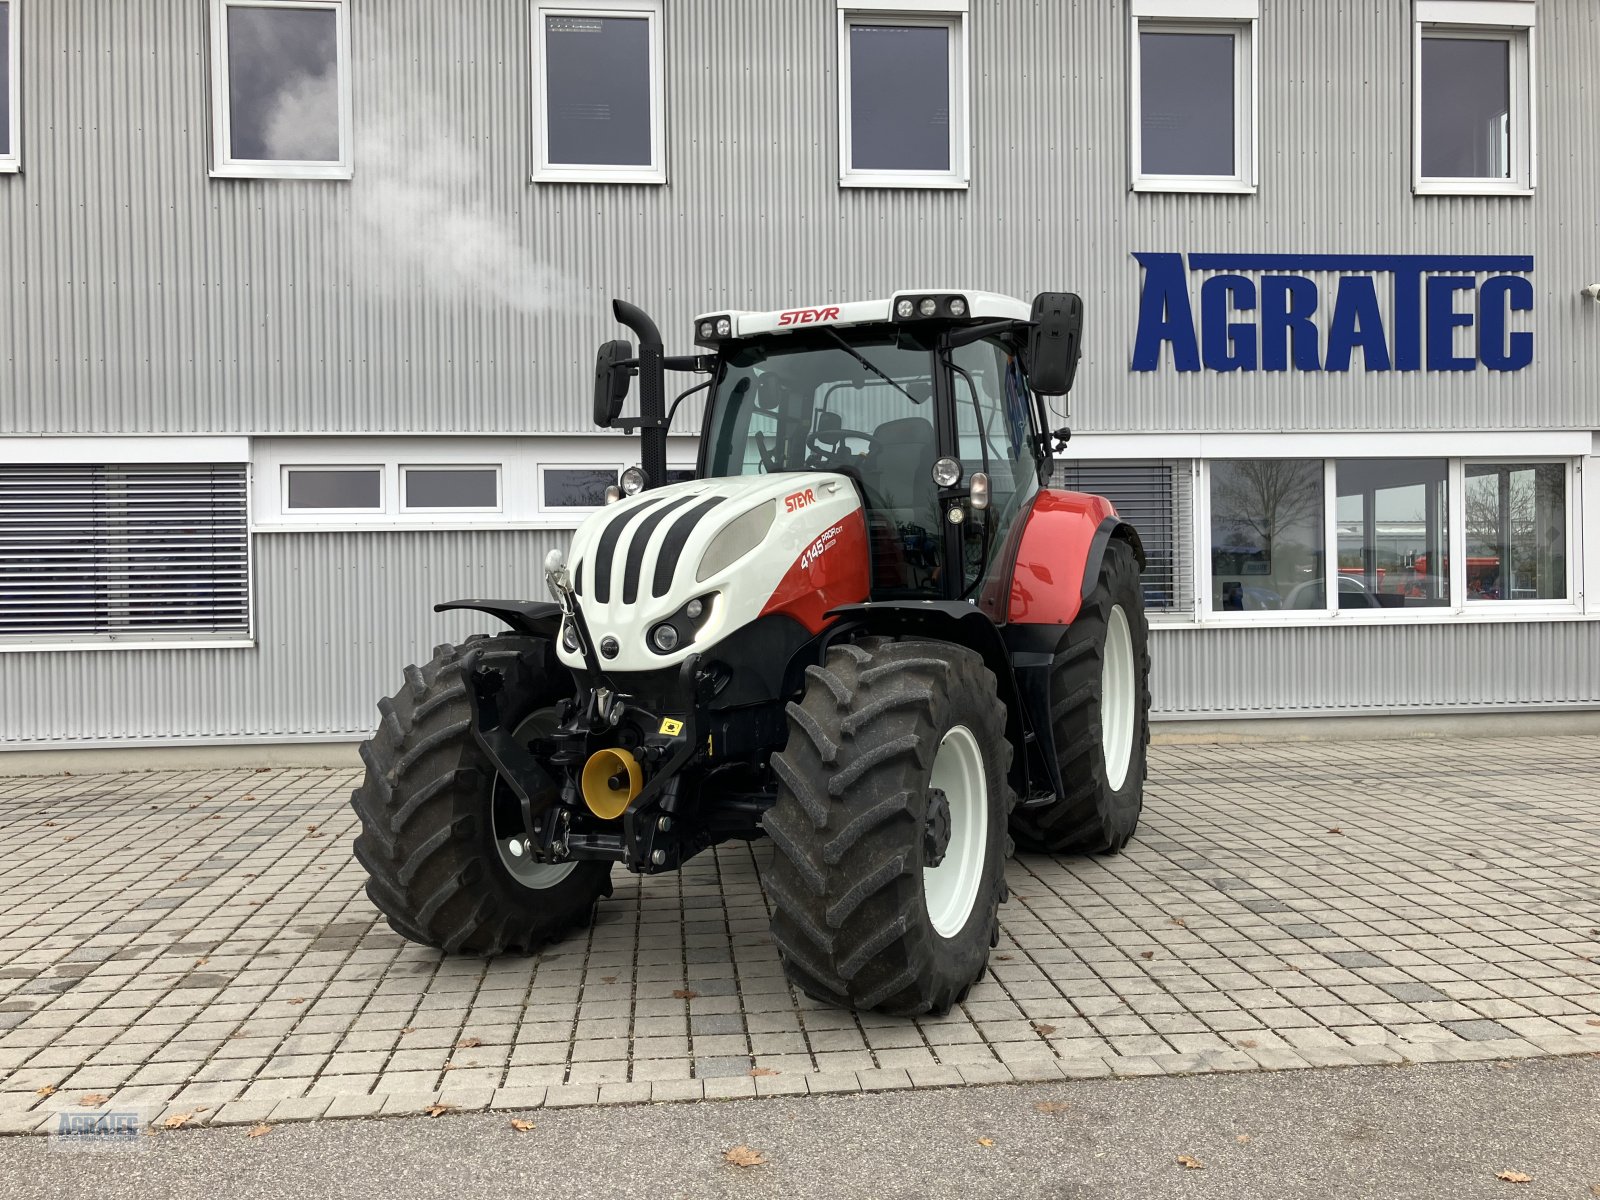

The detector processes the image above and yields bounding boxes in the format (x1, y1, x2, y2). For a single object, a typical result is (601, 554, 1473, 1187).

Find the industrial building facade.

(1, 0, 1597, 748)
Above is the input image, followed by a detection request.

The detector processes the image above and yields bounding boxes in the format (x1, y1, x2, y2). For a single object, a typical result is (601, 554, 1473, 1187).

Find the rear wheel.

(350, 634, 612, 955)
(763, 638, 1014, 1015)
(1010, 538, 1151, 855)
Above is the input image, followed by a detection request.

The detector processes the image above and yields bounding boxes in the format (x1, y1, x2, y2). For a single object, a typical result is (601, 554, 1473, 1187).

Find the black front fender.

(823, 601, 1035, 800)
(435, 598, 563, 641)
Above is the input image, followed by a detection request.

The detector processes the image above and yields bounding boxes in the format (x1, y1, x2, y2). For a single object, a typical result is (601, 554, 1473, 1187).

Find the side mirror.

(1027, 292, 1084, 396)
(592, 339, 634, 428)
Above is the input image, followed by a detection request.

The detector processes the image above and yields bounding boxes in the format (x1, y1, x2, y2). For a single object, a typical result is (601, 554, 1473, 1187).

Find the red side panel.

(1004, 489, 1118, 626)
(758, 509, 873, 634)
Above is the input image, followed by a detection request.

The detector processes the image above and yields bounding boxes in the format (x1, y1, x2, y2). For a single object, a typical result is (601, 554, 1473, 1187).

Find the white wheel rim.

(922, 725, 988, 940)
(1102, 604, 1137, 792)
(493, 706, 579, 891)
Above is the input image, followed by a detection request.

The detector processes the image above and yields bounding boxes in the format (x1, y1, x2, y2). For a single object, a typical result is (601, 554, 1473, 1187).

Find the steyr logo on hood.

(784, 488, 816, 513)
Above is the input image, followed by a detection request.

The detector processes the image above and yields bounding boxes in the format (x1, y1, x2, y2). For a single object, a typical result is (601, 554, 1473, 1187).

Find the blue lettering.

(1131, 253, 1201, 372)
(1391, 268, 1424, 371)
(1260, 276, 1321, 371)
(1325, 276, 1391, 372)
(1200, 275, 1257, 371)
(1478, 275, 1533, 370)
(1426, 276, 1476, 370)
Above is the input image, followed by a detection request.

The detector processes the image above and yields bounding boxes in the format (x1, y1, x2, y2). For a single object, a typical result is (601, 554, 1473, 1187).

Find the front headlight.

(696, 500, 776, 582)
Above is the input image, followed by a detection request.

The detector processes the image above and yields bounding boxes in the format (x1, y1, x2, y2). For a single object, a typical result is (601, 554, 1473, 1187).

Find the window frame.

(1197, 455, 1581, 625)
(281, 464, 385, 516)
(530, 0, 666, 185)
(1129, 0, 1258, 195)
(0, 0, 20, 174)
(399, 464, 503, 515)
(0, 438, 255, 654)
(836, 1, 970, 191)
(1412, 1, 1536, 196)
(208, 0, 354, 181)
(536, 463, 623, 516)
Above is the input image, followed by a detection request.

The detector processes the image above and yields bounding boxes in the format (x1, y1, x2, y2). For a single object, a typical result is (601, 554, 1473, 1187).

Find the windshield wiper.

(820, 329, 922, 405)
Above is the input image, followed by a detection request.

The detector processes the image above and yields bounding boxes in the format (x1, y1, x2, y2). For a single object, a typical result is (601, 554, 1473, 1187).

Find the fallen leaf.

(1169, 917, 1186, 927)
(78, 1093, 110, 1106)
(1177, 1154, 1205, 1170)
(1236, 1039, 1258, 1049)
(977, 1137, 996, 1148)
(602, 975, 617, 984)
(457, 1037, 483, 1049)
(34, 1085, 56, 1098)
(195, 956, 208, 967)
(242, 795, 254, 801)
(996, 954, 1014, 961)
(749, 1067, 779, 1077)
(1236, 1133, 1251, 1144)
(287, 997, 305, 1005)
(442, 1062, 457, 1071)
(424, 1103, 457, 1118)
(256, 767, 272, 773)
(162, 1112, 193, 1129)
(1327, 827, 1343, 835)
(400, 1026, 417, 1035)
(1496, 1171, 1532, 1184)
(1140, 951, 1155, 960)
(1586, 1019, 1600, 1028)
(672, 989, 699, 1000)
(1588, 1183, 1600, 1198)
(724, 1145, 766, 1168)
(1032, 1023, 1056, 1037)
(247, 1123, 272, 1138)
(43, 821, 55, 827)
(510, 1118, 536, 1132)
(63, 835, 78, 842)
(1033, 1101, 1071, 1114)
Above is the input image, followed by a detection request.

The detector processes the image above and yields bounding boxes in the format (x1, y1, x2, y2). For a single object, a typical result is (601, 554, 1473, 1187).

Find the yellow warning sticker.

(659, 718, 684, 736)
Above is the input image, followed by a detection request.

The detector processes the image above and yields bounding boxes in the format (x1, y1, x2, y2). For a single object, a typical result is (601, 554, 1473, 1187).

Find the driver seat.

(861, 417, 939, 533)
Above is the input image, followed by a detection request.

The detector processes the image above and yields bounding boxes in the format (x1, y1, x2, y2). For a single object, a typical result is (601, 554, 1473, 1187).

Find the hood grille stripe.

(591, 496, 663, 603)
(652, 497, 726, 599)
(621, 495, 697, 604)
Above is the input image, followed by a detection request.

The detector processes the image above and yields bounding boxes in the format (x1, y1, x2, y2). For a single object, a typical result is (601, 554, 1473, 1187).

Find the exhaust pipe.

(612, 299, 668, 490)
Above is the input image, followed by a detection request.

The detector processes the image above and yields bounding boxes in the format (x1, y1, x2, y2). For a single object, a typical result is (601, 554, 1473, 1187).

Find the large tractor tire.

(763, 638, 1014, 1016)
(1010, 538, 1151, 856)
(350, 634, 612, 955)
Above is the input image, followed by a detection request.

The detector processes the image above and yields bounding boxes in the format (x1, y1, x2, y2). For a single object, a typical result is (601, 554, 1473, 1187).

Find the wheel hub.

(923, 788, 951, 868)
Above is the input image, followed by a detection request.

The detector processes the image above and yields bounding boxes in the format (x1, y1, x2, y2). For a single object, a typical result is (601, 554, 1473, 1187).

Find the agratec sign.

(1131, 253, 1534, 374)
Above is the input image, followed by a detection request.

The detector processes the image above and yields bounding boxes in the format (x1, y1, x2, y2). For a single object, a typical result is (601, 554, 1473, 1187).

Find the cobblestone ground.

(0, 735, 1596, 1134)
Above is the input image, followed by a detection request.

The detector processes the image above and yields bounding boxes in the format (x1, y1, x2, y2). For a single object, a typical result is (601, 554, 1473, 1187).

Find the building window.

(1058, 460, 1187, 614)
(401, 466, 500, 513)
(540, 466, 619, 511)
(1130, 0, 1257, 194)
(1465, 462, 1567, 601)
(1209, 459, 1325, 612)
(1205, 454, 1576, 618)
(1336, 459, 1450, 609)
(532, 1, 664, 184)
(0, 0, 18, 172)
(210, 0, 352, 180)
(837, 2, 968, 189)
(284, 466, 382, 512)
(0, 463, 251, 646)
(1414, 0, 1534, 195)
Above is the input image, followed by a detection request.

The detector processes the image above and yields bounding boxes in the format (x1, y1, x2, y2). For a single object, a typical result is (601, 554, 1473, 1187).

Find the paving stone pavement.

(0, 734, 1596, 1135)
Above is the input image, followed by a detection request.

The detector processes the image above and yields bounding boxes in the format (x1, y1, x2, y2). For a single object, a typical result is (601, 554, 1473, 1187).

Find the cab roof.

(692, 290, 1032, 340)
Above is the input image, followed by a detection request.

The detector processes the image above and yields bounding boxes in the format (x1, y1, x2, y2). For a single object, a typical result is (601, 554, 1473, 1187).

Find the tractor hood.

(559, 472, 871, 675)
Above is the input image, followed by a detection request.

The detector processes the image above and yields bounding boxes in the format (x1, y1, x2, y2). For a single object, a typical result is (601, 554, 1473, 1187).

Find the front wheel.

(763, 638, 1014, 1016)
(350, 634, 612, 955)
(1010, 538, 1151, 855)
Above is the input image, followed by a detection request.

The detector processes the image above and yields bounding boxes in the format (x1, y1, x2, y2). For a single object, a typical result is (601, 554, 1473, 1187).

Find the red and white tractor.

(351, 290, 1150, 1015)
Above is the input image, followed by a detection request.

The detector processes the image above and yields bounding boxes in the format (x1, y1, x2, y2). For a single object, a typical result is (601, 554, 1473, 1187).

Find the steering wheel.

(753, 429, 783, 474)
(804, 426, 876, 469)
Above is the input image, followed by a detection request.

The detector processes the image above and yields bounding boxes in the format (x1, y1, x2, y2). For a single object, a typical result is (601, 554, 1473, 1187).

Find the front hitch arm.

(460, 645, 562, 845)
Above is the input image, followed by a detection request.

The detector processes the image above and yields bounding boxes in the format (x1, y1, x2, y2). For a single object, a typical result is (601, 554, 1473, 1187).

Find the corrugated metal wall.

(0, 530, 569, 744)
(3, 0, 1598, 436)
(1, 530, 1596, 745)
